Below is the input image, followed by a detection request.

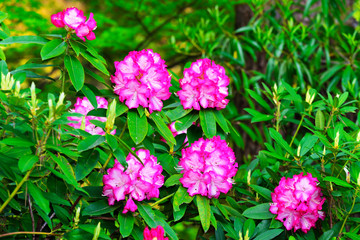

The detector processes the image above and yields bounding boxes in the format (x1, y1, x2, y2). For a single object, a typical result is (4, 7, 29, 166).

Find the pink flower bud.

(51, 11, 65, 28)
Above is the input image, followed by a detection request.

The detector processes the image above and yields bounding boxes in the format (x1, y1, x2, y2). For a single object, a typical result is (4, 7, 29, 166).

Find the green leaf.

(319, 64, 344, 86)
(269, 128, 293, 155)
(137, 203, 161, 228)
(0, 187, 21, 211)
(0, 48, 5, 60)
(69, 40, 80, 56)
(199, 109, 216, 138)
(242, 203, 274, 219)
(173, 205, 187, 222)
(243, 219, 256, 239)
(128, 110, 148, 145)
(158, 154, 177, 175)
(78, 135, 105, 152)
(344, 232, 360, 240)
(174, 112, 199, 131)
(214, 111, 229, 133)
(164, 174, 182, 187)
(0, 12, 8, 23)
(1, 138, 34, 147)
(0, 36, 48, 45)
(173, 186, 193, 211)
(253, 229, 283, 240)
(18, 154, 38, 173)
(244, 108, 274, 123)
(196, 195, 211, 233)
(75, 150, 99, 181)
(118, 213, 134, 238)
(82, 200, 120, 216)
(323, 176, 353, 188)
(81, 85, 97, 109)
(80, 50, 109, 76)
(151, 112, 176, 145)
(247, 89, 272, 113)
(40, 39, 66, 60)
(249, 185, 272, 201)
(64, 55, 84, 91)
(27, 182, 50, 215)
(315, 110, 325, 130)
(166, 105, 192, 121)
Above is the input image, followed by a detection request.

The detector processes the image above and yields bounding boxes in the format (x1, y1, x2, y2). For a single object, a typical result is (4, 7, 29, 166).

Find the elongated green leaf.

(80, 50, 109, 76)
(18, 154, 38, 173)
(151, 112, 176, 145)
(128, 110, 148, 145)
(243, 203, 274, 219)
(64, 55, 84, 91)
(250, 185, 272, 201)
(344, 232, 360, 240)
(137, 203, 161, 228)
(27, 182, 50, 215)
(199, 109, 216, 138)
(214, 111, 229, 133)
(164, 174, 182, 187)
(315, 110, 325, 130)
(323, 176, 353, 188)
(0, 12, 8, 23)
(247, 89, 272, 113)
(78, 135, 105, 152)
(173, 186, 193, 211)
(75, 150, 99, 181)
(245, 108, 274, 123)
(196, 195, 211, 232)
(269, 128, 293, 155)
(118, 213, 134, 238)
(1, 138, 34, 147)
(166, 105, 192, 121)
(0, 36, 48, 45)
(253, 229, 283, 240)
(174, 112, 199, 131)
(81, 85, 97, 109)
(82, 200, 120, 216)
(40, 39, 66, 60)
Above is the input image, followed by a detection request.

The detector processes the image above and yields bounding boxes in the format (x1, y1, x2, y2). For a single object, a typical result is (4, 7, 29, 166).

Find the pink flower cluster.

(51, 7, 97, 41)
(111, 49, 171, 113)
(269, 173, 326, 233)
(68, 96, 114, 135)
(177, 58, 229, 110)
(102, 149, 164, 213)
(143, 226, 168, 240)
(179, 136, 237, 198)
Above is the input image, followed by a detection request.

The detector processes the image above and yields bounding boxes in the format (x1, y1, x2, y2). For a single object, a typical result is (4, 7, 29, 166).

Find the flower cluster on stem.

(177, 58, 229, 110)
(51, 7, 97, 41)
(270, 173, 326, 233)
(179, 136, 238, 198)
(111, 49, 171, 113)
(103, 149, 164, 213)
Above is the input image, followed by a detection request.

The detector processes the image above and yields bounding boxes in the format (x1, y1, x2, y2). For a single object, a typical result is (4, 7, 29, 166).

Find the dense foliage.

(1, 0, 360, 239)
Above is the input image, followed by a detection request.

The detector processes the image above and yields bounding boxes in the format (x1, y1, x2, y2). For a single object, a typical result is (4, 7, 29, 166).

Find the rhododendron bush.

(1, 2, 360, 240)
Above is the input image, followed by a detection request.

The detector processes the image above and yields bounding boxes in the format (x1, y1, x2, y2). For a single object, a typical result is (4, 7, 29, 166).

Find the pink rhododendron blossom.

(111, 49, 171, 113)
(177, 58, 230, 110)
(270, 173, 325, 233)
(178, 136, 237, 198)
(67, 96, 115, 135)
(102, 149, 165, 213)
(143, 225, 168, 240)
(51, 7, 97, 41)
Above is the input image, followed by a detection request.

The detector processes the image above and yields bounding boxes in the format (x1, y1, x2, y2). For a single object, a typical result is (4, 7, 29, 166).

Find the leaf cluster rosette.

(111, 49, 172, 113)
(270, 173, 326, 233)
(102, 149, 164, 213)
(51, 7, 97, 41)
(178, 136, 238, 198)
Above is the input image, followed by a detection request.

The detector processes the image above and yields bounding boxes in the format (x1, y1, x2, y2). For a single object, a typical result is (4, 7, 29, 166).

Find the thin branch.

(28, 195, 35, 240)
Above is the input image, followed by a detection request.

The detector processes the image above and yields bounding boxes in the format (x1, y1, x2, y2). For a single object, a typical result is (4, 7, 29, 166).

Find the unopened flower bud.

(247, 170, 251, 186)
(0, 73, 15, 91)
(244, 229, 250, 240)
(56, 92, 65, 109)
(357, 173, 360, 187)
(239, 232, 243, 240)
(105, 99, 116, 134)
(297, 145, 301, 157)
(92, 222, 101, 240)
(48, 99, 54, 121)
(323, 146, 326, 156)
(334, 131, 340, 149)
(357, 131, 360, 142)
(30, 82, 38, 115)
(305, 88, 316, 105)
(344, 167, 350, 183)
(14, 81, 21, 97)
(74, 206, 81, 228)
